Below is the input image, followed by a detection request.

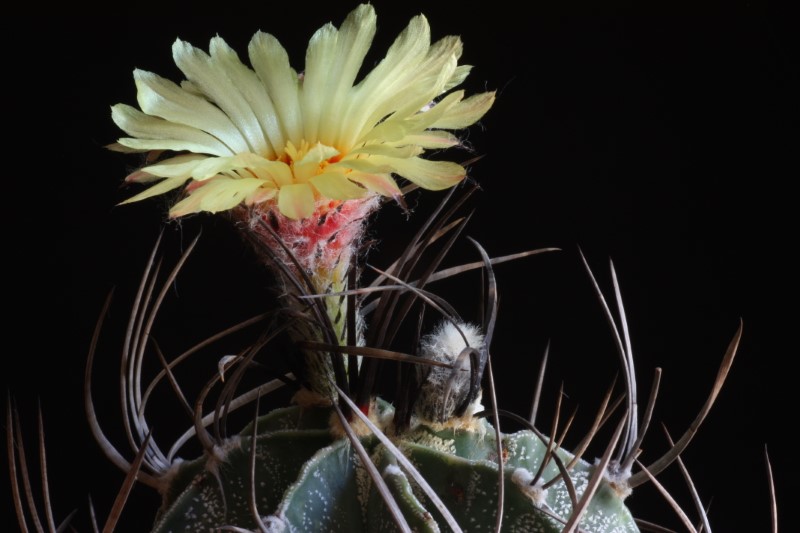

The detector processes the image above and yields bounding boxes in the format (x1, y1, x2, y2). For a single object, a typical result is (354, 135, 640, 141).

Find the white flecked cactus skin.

(151, 404, 638, 532)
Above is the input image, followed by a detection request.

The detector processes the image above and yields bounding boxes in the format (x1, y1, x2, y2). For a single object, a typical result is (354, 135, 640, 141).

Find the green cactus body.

(152, 402, 637, 532)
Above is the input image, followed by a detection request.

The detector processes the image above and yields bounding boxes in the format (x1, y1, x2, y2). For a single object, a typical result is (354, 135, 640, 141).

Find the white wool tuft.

(420, 321, 484, 364)
(415, 321, 485, 424)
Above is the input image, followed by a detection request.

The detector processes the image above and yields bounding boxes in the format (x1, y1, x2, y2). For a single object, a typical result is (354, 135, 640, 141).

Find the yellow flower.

(112, 4, 494, 220)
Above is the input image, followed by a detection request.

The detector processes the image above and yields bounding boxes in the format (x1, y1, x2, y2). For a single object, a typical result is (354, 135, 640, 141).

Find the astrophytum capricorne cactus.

(6, 5, 771, 533)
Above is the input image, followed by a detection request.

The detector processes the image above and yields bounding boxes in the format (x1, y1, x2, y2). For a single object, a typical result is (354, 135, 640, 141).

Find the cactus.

(5, 5, 780, 533)
(148, 402, 638, 532)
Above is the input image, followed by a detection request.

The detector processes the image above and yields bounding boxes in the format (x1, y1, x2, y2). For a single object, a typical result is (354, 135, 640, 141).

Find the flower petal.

(139, 154, 209, 179)
(342, 14, 431, 147)
(120, 176, 191, 205)
(358, 120, 408, 144)
(317, 4, 377, 145)
(310, 172, 368, 200)
(392, 131, 460, 149)
(248, 32, 303, 145)
(181, 152, 267, 181)
(170, 177, 264, 216)
(297, 143, 340, 165)
(116, 137, 230, 154)
(112, 104, 232, 156)
(347, 144, 423, 159)
(172, 39, 268, 155)
(301, 22, 338, 143)
(347, 172, 402, 197)
(134, 69, 249, 153)
(250, 160, 293, 187)
(346, 33, 465, 147)
(383, 36, 461, 121)
(373, 156, 466, 190)
(245, 185, 278, 205)
(330, 158, 393, 175)
(209, 37, 286, 156)
(153, 151, 291, 186)
(430, 91, 496, 129)
(403, 90, 465, 132)
(444, 65, 472, 92)
(355, 89, 463, 147)
(106, 142, 146, 153)
(277, 183, 315, 220)
(293, 143, 341, 181)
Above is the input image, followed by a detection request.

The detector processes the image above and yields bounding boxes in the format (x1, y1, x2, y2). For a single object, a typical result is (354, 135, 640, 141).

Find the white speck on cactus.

(382, 463, 403, 478)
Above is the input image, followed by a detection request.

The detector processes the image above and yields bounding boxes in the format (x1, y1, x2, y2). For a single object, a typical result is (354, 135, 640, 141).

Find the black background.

(3, 4, 796, 531)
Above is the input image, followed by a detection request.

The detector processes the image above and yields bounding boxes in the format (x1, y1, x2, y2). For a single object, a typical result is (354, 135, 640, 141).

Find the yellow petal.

(106, 142, 146, 153)
(277, 183, 315, 220)
(386, 37, 461, 121)
(388, 54, 457, 121)
(170, 177, 264, 216)
(245, 185, 278, 205)
(116, 137, 233, 154)
(250, 159, 293, 187)
(248, 31, 303, 143)
(358, 120, 408, 144)
(179, 79, 204, 96)
(112, 104, 232, 156)
(297, 143, 340, 165)
(430, 91, 496, 129)
(124, 169, 157, 183)
(342, 14, 431, 147)
(140, 154, 209, 179)
(310, 172, 368, 200)
(134, 69, 249, 153)
(330, 158, 393, 175)
(190, 152, 268, 181)
(348, 31, 462, 146)
(293, 143, 341, 181)
(317, 4, 377, 145)
(301, 22, 338, 143)
(173, 38, 270, 155)
(347, 172, 402, 197)
(444, 65, 472, 92)
(375, 156, 466, 190)
(347, 144, 423, 159)
(120, 176, 191, 205)
(403, 90, 464, 132)
(392, 131, 460, 149)
(209, 37, 285, 156)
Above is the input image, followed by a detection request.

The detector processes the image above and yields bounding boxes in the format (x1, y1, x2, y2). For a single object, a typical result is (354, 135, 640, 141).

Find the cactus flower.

(111, 4, 495, 400)
(112, 4, 495, 223)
